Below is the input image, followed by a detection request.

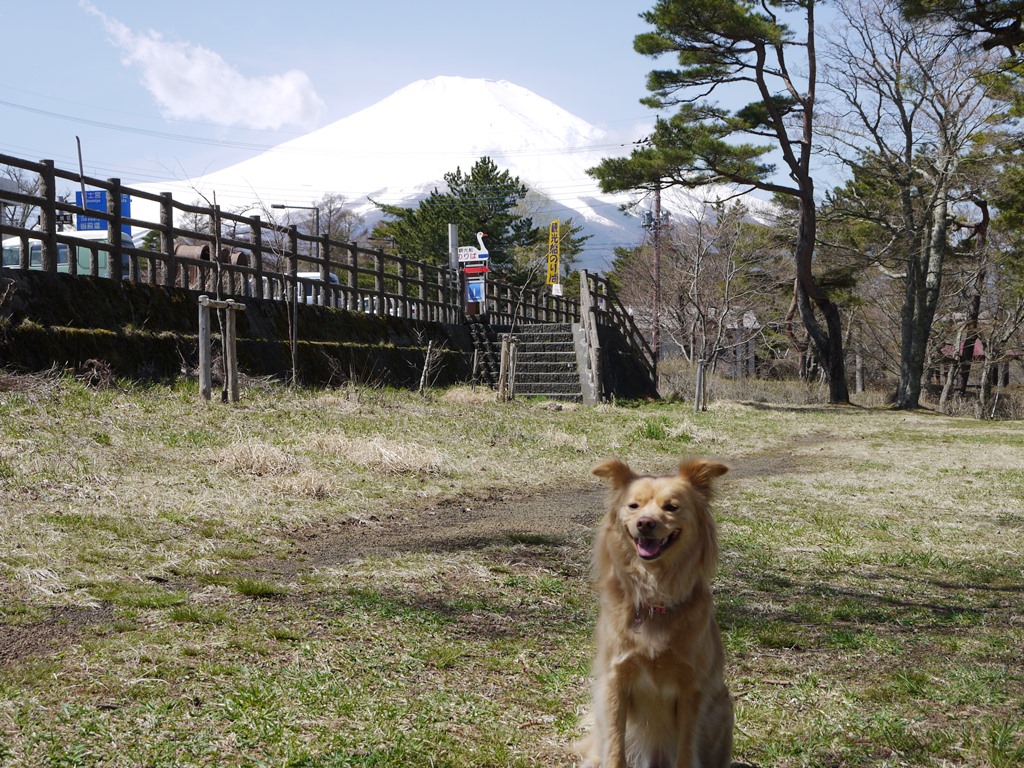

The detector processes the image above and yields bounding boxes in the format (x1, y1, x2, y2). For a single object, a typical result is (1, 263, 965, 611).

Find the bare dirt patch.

(0, 606, 114, 668)
(272, 449, 800, 575)
(276, 486, 607, 576)
(2, 450, 798, 669)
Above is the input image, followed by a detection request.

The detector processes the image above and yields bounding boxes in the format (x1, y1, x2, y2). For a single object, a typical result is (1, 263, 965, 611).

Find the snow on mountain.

(131, 76, 748, 272)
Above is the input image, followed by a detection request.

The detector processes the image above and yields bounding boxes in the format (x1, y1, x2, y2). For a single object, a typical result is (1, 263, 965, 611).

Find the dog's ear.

(679, 458, 729, 497)
(592, 458, 635, 489)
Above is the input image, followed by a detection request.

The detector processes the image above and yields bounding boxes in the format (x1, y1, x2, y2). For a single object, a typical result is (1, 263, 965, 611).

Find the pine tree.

(373, 157, 541, 271)
(589, 0, 850, 403)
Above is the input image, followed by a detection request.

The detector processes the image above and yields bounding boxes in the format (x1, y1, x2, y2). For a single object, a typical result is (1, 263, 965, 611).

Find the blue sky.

(2, 0, 660, 188)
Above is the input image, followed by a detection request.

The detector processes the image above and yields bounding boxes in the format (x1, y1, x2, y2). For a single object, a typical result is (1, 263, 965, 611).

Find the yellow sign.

(546, 219, 560, 285)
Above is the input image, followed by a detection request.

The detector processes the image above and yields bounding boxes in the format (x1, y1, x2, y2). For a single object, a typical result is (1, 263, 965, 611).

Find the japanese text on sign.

(546, 219, 560, 285)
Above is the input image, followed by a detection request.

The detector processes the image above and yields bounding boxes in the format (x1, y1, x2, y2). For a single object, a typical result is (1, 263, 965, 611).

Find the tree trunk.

(794, 197, 849, 404)
(938, 326, 962, 411)
(975, 355, 997, 419)
(956, 268, 986, 397)
(894, 195, 948, 409)
(894, 248, 927, 408)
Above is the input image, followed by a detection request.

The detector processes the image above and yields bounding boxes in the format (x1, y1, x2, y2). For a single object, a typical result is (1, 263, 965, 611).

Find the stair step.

(516, 365, 579, 377)
(511, 335, 574, 345)
(517, 354, 577, 362)
(470, 320, 587, 400)
(517, 345, 575, 355)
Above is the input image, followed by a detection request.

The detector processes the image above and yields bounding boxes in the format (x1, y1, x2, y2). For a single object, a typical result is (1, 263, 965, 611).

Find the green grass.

(0, 374, 1022, 767)
(232, 577, 290, 599)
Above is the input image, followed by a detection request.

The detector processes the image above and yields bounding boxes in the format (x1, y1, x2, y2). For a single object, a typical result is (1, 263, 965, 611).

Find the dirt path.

(274, 448, 800, 573)
(2, 450, 800, 668)
(279, 486, 606, 574)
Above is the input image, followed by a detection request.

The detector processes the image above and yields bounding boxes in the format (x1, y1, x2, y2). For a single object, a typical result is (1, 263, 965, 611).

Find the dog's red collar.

(633, 601, 669, 627)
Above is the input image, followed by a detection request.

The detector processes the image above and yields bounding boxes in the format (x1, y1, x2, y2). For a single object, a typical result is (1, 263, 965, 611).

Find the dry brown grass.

(312, 433, 452, 476)
(0, 374, 1022, 768)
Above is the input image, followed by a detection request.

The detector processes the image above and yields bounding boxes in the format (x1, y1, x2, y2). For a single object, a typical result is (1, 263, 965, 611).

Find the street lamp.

(271, 203, 320, 263)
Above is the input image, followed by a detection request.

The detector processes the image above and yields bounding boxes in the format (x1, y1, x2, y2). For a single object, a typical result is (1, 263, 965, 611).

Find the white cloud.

(81, 1, 324, 130)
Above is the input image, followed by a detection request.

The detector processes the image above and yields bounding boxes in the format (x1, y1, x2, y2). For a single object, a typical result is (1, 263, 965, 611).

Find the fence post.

(418, 264, 426, 322)
(289, 225, 299, 386)
(579, 270, 603, 402)
(38, 160, 58, 273)
(437, 270, 448, 323)
(346, 242, 357, 310)
(398, 255, 408, 317)
(251, 215, 264, 298)
(160, 193, 176, 287)
(374, 251, 384, 315)
(225, 300, 239, 402)
(320, 233, 331, 306)
(199, 296, 212, 401)
(107, 178, 124, 280)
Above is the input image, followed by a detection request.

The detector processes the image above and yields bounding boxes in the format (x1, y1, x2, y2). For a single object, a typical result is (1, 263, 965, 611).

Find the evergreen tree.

(902, 0, 1024, 52)
(588, 0, 850, 403)
(373, 157, 541, 271)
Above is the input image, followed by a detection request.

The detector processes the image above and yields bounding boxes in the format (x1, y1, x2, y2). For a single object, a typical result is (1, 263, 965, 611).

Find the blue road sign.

(75, 190, 131, 235)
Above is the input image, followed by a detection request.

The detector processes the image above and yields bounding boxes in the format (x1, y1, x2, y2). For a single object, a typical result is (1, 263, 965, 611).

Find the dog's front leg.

(600, 658, 632, 768)
(673, 692, 700, 768)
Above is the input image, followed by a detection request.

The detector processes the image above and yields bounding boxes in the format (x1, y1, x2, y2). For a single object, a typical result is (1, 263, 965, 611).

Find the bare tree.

(935, 224, 1024, 416)
(659, 203, 773, 374)
(317, 193, 367, 244)
(1, 165, 41, 228)
(819, 0, 1011, 408)
(613, 202, 788, 375)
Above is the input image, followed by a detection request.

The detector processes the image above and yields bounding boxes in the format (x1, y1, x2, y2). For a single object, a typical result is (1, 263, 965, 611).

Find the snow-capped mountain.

(132, 76, 747, 272)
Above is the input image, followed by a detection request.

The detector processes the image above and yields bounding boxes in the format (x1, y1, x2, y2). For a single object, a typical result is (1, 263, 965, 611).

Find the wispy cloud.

(81, 1, 324, 130)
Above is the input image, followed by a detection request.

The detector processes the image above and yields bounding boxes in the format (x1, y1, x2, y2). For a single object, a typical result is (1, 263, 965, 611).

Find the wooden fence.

(1, 152, 655, 386)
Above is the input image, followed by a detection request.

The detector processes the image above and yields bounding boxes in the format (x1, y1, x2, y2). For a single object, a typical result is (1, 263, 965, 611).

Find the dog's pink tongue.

(636, 537, 661, 558)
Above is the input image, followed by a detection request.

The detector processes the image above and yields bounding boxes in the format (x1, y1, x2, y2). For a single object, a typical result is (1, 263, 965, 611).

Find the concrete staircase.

(505, 323, 583, 402)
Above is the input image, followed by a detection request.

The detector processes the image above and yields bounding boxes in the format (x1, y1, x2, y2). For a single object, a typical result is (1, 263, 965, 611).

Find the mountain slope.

(132, 76, 745, 271)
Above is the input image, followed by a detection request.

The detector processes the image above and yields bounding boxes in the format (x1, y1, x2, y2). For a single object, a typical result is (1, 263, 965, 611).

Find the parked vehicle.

(2, 229, 133, 279)
(296, 271, 340, 305)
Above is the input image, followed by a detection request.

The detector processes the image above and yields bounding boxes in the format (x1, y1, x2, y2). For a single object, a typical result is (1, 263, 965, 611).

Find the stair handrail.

(577, 269, 602, 401)
(582, 270, 657, 390)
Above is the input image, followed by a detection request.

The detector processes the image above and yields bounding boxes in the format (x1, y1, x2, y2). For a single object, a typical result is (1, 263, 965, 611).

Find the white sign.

(458, 247, 485, 264)
(458, 246, 489, 262)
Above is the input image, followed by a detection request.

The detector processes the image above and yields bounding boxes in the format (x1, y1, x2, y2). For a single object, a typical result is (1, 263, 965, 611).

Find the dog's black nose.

(636, 517, 657, 533)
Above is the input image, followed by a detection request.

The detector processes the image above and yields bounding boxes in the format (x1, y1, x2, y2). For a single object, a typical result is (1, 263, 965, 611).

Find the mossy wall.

(0, 271, 472, 388)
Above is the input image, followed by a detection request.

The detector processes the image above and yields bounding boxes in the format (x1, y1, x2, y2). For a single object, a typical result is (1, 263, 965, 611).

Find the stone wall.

(0, 271, 472, 388)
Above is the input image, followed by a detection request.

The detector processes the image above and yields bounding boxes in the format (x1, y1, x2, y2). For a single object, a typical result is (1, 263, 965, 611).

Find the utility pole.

(642, 184, 664, 363)
(652, 182, 661, 360)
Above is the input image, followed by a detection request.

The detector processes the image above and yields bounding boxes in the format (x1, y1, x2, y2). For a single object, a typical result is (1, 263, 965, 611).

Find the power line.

(0, 97, 644, 164)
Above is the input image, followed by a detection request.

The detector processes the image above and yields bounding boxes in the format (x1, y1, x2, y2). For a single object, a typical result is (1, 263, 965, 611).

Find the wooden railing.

(0, 152, 580, 326)
(1, 152, 655, 393)
(584, 270, 658, 383)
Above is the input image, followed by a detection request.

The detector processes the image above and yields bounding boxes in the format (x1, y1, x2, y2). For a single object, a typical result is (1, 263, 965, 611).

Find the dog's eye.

(663, 503, 678, 512)
(627, 502, 640, 509)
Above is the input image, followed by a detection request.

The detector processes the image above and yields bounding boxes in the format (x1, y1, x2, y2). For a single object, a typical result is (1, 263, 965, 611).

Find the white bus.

(2, 228, 133, 279)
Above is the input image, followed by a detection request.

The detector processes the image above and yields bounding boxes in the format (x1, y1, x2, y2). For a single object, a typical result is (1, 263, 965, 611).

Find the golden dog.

(577, 458, 733, 768)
